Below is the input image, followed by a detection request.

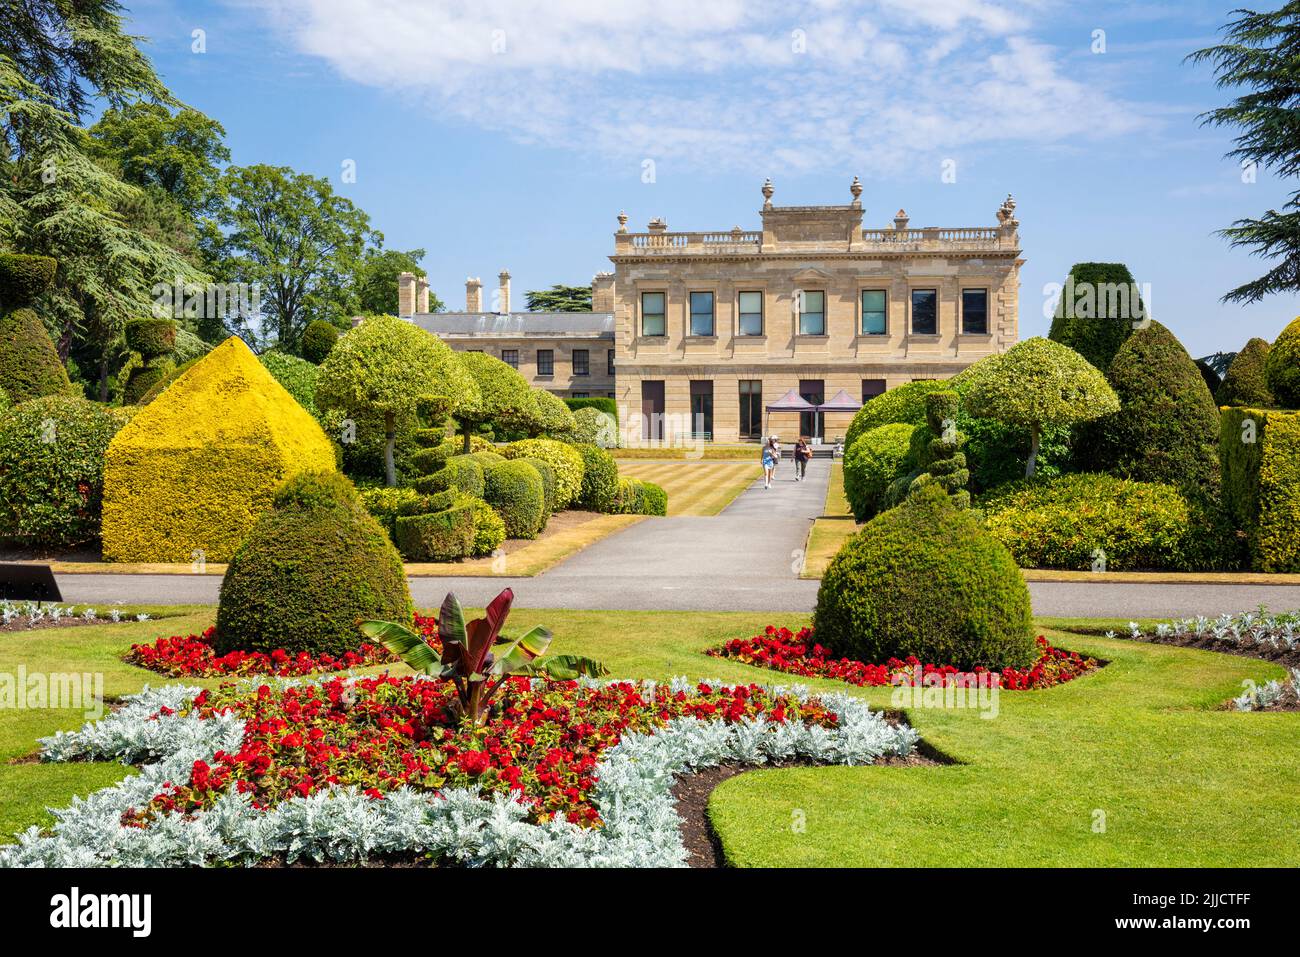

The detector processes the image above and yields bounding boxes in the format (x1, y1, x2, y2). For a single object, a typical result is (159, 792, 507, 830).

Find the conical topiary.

(1216, 337, 1273, 407)
(0, 307, 73, 403)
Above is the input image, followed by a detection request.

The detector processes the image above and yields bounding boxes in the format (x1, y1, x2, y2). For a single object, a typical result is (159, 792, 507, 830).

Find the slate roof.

(411, 312, 614, 339)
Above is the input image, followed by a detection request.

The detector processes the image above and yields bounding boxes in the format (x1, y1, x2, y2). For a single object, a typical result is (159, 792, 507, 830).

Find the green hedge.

(455, 493, 506, 556)
(1220, 407, 1300, 572)
(979, 473, 1240, 572)
(572, 443, 619, 511)
(0, 308, 73, 404)
(484, 459, 546, 538)
(395, 503, 476, 562)
(814, 484, 1035, 670)
(0, 396, 126, 547)
(215, 471, 413, 657)
(0, 253, 56, 309)
(844, 423, 916, 521)
(524, 456, 557, 524)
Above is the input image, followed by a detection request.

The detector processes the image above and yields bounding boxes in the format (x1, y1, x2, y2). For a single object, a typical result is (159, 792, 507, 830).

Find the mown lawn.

(617, 460, 760, 516)
(2, 608, 1295, 866)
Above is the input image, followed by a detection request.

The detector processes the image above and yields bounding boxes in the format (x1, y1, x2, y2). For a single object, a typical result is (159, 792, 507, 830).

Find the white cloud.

(243, 0, 1154, 177)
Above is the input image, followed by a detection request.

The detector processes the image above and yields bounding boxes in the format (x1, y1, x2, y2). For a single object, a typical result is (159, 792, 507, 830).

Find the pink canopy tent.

(816, 389, 863, 413)
(764, 388, 815, 439)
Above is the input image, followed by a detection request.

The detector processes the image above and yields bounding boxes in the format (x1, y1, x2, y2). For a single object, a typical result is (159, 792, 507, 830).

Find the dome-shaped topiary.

(813, 484, 1035, 670)
(300, 319, 339, 364)
(0, 308, 73, 404)
(570, 406, 619, 447)
(1265, 317, 1300, 408)
(843, 423, 916, 521)
(0, 396, 126, 547)
(1217, 337, 1273, 407)
(214, 471, 413, 657)
(844, 380, 950, 451)
(1094, 321, 1220, 489)
(530, 387, 577, 438)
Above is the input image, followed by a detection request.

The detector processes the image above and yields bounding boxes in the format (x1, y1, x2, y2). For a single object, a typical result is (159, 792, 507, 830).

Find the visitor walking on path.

(794, 436, 811, 482)
(761, 438, 779, 489)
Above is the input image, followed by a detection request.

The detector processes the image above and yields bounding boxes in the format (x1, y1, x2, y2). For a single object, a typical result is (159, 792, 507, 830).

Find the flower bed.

(708, 627, 1098, 691)
(2, 600, 148, 631)
(124, 614, 439, 677)
(1119, 610, 1300, 663)
(1, 676, 918, 868)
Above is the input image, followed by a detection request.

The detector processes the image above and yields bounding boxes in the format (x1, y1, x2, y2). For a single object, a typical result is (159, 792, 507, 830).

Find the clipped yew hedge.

(1220, 407, 1300, 572)
(483, 459, 546, 538)
(1217, 338, 1273, 407)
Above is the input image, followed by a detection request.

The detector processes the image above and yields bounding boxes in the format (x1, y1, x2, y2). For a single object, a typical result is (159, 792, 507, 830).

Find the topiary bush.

(531, 387, 577, 438)
(483, 459, 546, 538)
(455, 493, 506, 556)
(906, 391, 970, 509)
(0, 307, 73, 404)
(813, 484, 1035, 670)
(395, 502, 476, 563)
(442, 455, 486, 497)
(358, 485, 423, 539)
(569, 405, 619, 447)
(501, 437, 585, 509)
(524, 456, 557, 524)
(612, 477, 668, 516)
(843, 423, 916, 522)
(259, 351, 320, 417)
(572, 443, 619, 511)
(979, 473, 1241, 572)
(394, 396, 477, 561)
(0, 253, 57, 309)
(1265, 316, 1300, 408)
(300, 319, 339, 364)
(844, 380, 951, 451)
(1217, 338, 1272, 407)
(122, 356, 174, 405)
(101, 337, 338, 562)
(214, 470, 413, 657)
(1092, 321, 1220, 489)
(454, 351, 538, 452)
(1047, 262, 1143, 370)
(564, 396, 618, 423)
(124, 318, 177, 357)
(0, 396, 126, 547)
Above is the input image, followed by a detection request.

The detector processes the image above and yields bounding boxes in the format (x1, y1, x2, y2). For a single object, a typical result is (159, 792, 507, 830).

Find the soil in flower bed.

(1114, 628, 1300, 670)
(1, 614, 124, 633)
(708, 628, 1100, 692)
(126, 675, 844, 830)
(123, 614, 440, 678)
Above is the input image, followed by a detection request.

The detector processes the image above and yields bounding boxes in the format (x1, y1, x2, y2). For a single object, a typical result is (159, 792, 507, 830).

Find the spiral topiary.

(0, 253, 57, 309)
(813, 483, 1035, 670)
(394, 395, 476, 561)
(907, 391, 970, 509)
(214, 470, 413, 657)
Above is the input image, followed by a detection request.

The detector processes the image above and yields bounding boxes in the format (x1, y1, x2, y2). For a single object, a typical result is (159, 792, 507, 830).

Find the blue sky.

(124, 0, 1299, 357)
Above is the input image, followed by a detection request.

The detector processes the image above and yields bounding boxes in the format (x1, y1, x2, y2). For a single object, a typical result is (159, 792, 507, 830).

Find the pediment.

(789, 266, 835, 283)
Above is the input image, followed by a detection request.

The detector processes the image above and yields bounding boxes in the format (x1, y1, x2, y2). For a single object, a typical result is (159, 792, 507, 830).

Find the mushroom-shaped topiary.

(1265, 317, 1300, 409)
(1217, 337, 1273, 407)
(813, 484, 1035, 670)
(315, 314, 480, 486)
(962, 337, 1119, 477)
(214, 470, 413, 657)
(454, 351, 539, 452)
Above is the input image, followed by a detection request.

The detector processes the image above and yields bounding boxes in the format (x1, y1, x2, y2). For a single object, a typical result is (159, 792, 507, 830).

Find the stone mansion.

(399, 179, 1022, 445)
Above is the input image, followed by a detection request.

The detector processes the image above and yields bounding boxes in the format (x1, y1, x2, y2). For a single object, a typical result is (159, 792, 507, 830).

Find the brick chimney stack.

(466, 277, 482, 312)
(397, 271, 417, 317)
(497, 269, 511, 314)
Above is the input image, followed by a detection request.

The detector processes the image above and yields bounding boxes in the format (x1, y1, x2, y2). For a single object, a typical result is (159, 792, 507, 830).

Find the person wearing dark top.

(794, 437, 812, 482)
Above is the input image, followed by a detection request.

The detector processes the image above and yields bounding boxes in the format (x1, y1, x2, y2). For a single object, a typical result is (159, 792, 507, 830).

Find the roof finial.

(761, 178, 774, 209)
(997, 194, 1018, 226)
(850, 175, 863, 206)
(616, 210, 628, 233)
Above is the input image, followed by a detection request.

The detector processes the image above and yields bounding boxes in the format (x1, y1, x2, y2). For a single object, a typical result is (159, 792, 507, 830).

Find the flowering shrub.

(128, 675, 840, 830)
(708, 627, 1097, 691)
(125, 614, 439, 677)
